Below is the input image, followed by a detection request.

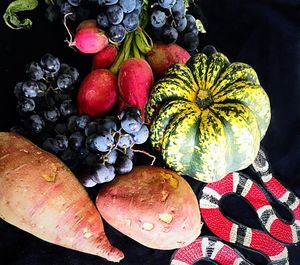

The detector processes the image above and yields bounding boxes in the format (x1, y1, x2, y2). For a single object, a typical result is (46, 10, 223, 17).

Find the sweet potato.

(146, 42, 191, 79)
(96, 166, 202, 250)
(0, 132, 124, 262)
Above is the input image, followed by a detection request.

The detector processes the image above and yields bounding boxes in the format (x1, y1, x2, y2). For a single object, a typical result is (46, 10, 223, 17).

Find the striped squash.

(146, 52, 271, 183)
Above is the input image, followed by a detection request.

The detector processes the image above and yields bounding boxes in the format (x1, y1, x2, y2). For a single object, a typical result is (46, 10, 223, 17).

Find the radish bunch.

(71, 19, 190, 124)
(72, 19, 155, 119)
(77, 56, 154, 121)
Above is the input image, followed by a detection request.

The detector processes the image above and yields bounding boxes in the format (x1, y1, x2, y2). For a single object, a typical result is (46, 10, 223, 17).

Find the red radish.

(146, 42, 191, 79)
(118, 58, 154, 120)
(76, 19, 97, 32)
(117, 97, 128, 115)
(69, 27, 108, 54)
(77, 69, 118, 118)
(0, 132, 124, 262)
(92, 44, 118, 70)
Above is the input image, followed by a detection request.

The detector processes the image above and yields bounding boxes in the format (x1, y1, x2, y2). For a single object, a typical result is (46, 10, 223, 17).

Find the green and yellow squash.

(146, 52, 271, 183)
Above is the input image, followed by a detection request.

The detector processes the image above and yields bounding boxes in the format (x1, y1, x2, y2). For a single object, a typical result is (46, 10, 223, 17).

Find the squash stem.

(197, 89, 213, 109)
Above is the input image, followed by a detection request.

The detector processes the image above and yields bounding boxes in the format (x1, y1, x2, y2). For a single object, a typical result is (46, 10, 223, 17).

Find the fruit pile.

(45, 0, 205, 55)
(3, 1, 276, 264)
(8, 0, 271, 191)
(10, 0, 206, 188)
(12, 53, 150, 187)
(80, 107, 150, 187)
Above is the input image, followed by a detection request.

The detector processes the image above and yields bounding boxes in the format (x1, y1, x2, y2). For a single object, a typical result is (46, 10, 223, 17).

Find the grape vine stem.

(131, 148, 156, 166)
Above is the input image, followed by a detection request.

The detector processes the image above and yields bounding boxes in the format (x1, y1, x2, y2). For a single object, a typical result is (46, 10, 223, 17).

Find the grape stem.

(130, 148, 156, 166)
(102, 135, 119, 165)
(150, 2, 158, 8)
(101, 129, 124, 164)
(112, 129, 156, 165)
(168, 9, 178, 28)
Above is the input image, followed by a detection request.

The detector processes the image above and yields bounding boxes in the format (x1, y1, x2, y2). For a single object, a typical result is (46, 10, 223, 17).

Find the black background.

(1, 0, 300, 264)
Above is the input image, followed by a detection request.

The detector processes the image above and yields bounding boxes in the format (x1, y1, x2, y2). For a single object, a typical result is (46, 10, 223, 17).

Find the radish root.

(63, 13, 76, 50)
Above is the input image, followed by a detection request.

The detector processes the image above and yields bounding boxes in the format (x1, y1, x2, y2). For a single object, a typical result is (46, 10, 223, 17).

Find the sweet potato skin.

(0, 132, 123, 262)
(146, 43, 191, 79)
(96, 166, 202, 250)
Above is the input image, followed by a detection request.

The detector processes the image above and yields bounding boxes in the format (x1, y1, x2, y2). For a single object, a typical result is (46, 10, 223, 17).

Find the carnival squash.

(146, 52, 271, 183)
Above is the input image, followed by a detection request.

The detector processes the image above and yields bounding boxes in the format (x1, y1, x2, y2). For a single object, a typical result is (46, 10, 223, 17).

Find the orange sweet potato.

(0, 132, 124, 262)
(96, 166, 202, 250)
(146, 42, 191, 79)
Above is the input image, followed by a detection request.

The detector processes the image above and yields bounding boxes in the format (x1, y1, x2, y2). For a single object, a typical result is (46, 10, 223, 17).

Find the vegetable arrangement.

(1, 0, 280, 264)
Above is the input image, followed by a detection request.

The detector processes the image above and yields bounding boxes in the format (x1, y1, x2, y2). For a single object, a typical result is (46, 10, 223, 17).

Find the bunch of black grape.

(80, 107, 150, 187)
(13, 53, 79, 136)
(96, 0, 142, 43)
(149, 0, 200, 51)
(45, 0, 95, 22)
(11, 53, 83, 168)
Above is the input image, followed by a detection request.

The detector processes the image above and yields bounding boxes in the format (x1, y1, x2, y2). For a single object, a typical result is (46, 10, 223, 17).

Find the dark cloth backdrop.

(1, 0, 300, 264)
